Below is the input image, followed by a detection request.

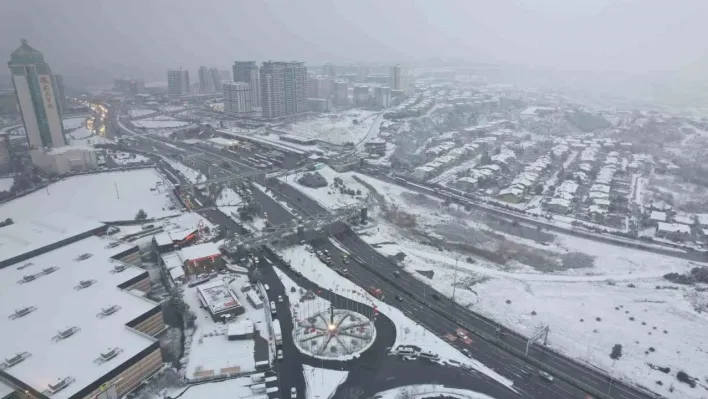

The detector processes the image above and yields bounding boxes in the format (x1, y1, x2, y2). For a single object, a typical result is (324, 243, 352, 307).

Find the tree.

(135, 209, 148, 220)
(534, 185, 544, 195)
(610, 344, 623, 360)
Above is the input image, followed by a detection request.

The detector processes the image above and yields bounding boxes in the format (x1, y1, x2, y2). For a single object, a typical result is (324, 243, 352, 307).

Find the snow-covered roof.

(650, 211, 667, 222)
(499, 186, 524, 197)
(588, 205, 608, 214)
(179, 242, 221, 262)
(161, 251, 183, 271)
(590, 184, 610, 194)
(656, 222, 690, 234)
(0, 236, 159, 399)
(153, 232, 172, 247)
(0, 212, 104, 265)
(548, 197, 571, 208)
(593, 198, 611, 207)
(197, 279, 242, 315)
(673, 215, 694, 226)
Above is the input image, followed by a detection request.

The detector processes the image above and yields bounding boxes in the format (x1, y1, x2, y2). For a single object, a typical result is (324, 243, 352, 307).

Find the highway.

(108, 105, 661, 399)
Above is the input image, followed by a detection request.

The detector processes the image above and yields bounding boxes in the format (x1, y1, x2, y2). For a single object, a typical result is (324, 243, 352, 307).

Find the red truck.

(369, 287, 384, 299)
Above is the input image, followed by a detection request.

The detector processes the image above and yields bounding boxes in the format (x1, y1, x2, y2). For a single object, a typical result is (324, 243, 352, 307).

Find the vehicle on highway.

(342, 255, 349, 264)
(431, 293, 441, 300)
(461, 349, 471, 357)
(395, 294, 403, 302)
(290, 387, 297, 398)
(336, 268, 349, 276)
(369, 287, 384, 299)
(539, 371, 554, 382)
(278, 295, 284, 303)
(270, 301, 276, 315)
(393, 270, 400, 277)
(264, 284, 270, 291)
(277, 349, 283, 360)
(457, 330, 468, 339)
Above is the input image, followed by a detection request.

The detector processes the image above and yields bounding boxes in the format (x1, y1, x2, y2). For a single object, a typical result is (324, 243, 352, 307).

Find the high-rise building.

(51, 74, 67, 114)
(259, 62, 285, 119)
(233, 61, 260, 108)
(219, 70, 231, 82)
(8, 40, 65, 149)
(198, 66, 215, 93)
(283, 62, 308, 116)
(167, 69, 190, 97)
(323, 63, 336, 78)
(374, 86, 392, 108)
(259, 61, 308, 119)
(333, 80, 348, 106)
(354, 85, 370, 107)
(307, 76, 332, 100)
(223, 82, 252, 115)
(114, 77, 144, 95)
(389, 64, 410, 95)
(210, 68, 223, 93)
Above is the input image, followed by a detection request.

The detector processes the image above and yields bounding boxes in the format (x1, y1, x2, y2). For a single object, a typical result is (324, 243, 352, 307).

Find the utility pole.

(452, 258, 458, 301)
(114, 182, 120, 199)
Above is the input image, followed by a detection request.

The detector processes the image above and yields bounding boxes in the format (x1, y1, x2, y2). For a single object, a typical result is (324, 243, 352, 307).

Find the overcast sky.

(2, 0, 707, 83)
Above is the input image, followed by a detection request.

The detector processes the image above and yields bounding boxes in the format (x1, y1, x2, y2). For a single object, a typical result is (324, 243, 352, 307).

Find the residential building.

(308, 76, 333, 99)
(389, 64, 410, 95)
(374, 86, 392, 108)
(198, 66, 214, 93)
(283, 61, 308, 115)
(30, 145, 98, 174)
(364, 139, 387, 157)
(167, 69, 190, 97)
(233, 61, 260, 107)
(323, 63, 336, 77)
(51, 74, 67, 114)
(259, 62, 285, 119)
(113, 77, 144, 95)
(8, 40, 66, 149)
(219, 70, 231, 82)
(211, 68, 223, 92)
(223, 82, 253, 115)
(333, 80, 348, 106)
(354, 85, 370, 107)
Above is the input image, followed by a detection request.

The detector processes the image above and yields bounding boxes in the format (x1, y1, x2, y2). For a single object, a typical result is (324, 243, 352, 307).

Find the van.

(270, 301, 276, 315)
(419, 351, 439, 360)
(396, 347, 416, 357)
(264, 284, 270, 291)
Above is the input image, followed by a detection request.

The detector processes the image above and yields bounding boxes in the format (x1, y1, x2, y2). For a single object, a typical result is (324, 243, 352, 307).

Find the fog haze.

(2, 0, 707, 84)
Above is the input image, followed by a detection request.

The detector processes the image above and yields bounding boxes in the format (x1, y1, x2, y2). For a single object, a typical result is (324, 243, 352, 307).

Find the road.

(108, 105, 660, 399)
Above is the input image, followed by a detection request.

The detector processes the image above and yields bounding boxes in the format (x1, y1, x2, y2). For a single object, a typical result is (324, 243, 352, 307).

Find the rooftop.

(0, 235, 159, 399)
(197, 280, 242, 315)
(179, 242, 220, 262)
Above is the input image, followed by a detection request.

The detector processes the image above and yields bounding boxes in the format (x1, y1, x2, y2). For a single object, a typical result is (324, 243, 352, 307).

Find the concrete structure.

(8, 40, 66, 149)
(389, 64, 410, 95)
(223, 82, 253, 115)
(29, 145, 98, 174)
(113, 77, 144, 95)
(233, 61, 260, 108)
(0, 134, 10, 172)
(0, 218, 164, 399)
(374, 86, 392, 108)
(333, 80, 348, 106)
(51, 74, 67, 114)
(167, 69, 190, 97)
(354, 85, 370, 107)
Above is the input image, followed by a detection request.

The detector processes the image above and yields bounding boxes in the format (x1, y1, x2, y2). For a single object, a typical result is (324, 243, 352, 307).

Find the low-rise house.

(498, 184, 525, 203)
(547, 197, 571, 213)
(655, 222, 691, 241)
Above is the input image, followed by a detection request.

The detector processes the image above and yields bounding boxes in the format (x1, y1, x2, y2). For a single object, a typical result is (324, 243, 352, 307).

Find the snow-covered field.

(133, 116, 190, 130)
(376, 384, 497, 399)
(0, 177, 13, 192)
(281, 110, 381, 145)
(128, 109, 156, 118)
(62, 116, 87, 130)
(163, 157, 204, 185)
(182, 274, 269, 380)
(281, 166, 369, 211)
(351, 174, 708, 399)
(0, 169, 176, 222)
(161, 376, 255, 399)
(303, 366, 348, 399)
(278, 245, 515, 390)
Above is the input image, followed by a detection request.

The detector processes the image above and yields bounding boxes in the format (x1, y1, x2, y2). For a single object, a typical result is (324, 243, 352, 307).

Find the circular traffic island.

(294, 308, 377, 360)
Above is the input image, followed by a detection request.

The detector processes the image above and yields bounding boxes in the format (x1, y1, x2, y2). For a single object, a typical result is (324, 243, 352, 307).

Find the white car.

(291, 387, 297, 398)
(277, 349, 283, 360)
(539, 371, 554, 382)
(278, 295, 284, 303)
(461, 349, 471, 358)
(264, 284, 270, 291)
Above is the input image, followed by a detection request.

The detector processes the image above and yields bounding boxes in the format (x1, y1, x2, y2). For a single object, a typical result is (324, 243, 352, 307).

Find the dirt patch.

(401, 191, 440, 208)
(561, 252, 596, 269)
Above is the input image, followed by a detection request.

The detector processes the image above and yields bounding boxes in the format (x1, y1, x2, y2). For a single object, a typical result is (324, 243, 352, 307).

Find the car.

(305, 246, 314, 253)
(323, 249, 329, 256)
(316, 250, 323, 256)
(264, 284, 270, 291)
(431, 293, 441, 300)
(393, 271, 400, 277)
(278, 295, 284, 303)
(461, 349, 471, 357)
(277, 349, 283, 360)
(456, 331, 468, 339)
(291, 387, 297, 398)
(539, 371, 554, 382)
(395, 295, 403, 302)
(401, 355, 417, 361)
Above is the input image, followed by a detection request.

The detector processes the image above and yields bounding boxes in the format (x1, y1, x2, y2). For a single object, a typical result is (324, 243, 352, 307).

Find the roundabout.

(294, 308, 377, 360)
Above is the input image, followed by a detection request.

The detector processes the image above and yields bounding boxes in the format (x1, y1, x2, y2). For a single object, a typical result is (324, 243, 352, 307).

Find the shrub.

(505, 299, 511, 304)
(135, 209, 148, 220)
(629, 317, 635, 321)
(531, 311, 537, 316)
(676, 371, 696, 388)
(627, 283, 636, 288)
(596, 317, 602, 322)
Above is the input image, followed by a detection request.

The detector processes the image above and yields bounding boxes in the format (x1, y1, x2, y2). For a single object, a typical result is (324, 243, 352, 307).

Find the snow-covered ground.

(376, 384, 496, 399)
(350, 173, 708, 398)
(281, 110, 381, 145)
(110, 151, 150, 165)
(133, 116, 190, 130)
(216, 187, 243, 207)
(182, 274, 269, 380)
(277, 245, 515, 390)
(0, 169, 176, 222)
(62, 116, 87, 130)
(161, 376, 255, 399)
(303, 365, 348, 399)
(162, 157, 204, 185)
(280, 166, 369, 211)
(128, 109, 156, 118)
(0, 177, 13, 192)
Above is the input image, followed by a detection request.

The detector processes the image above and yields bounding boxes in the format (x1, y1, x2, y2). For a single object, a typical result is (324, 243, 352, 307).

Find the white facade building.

(223, 82, 253, 115)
